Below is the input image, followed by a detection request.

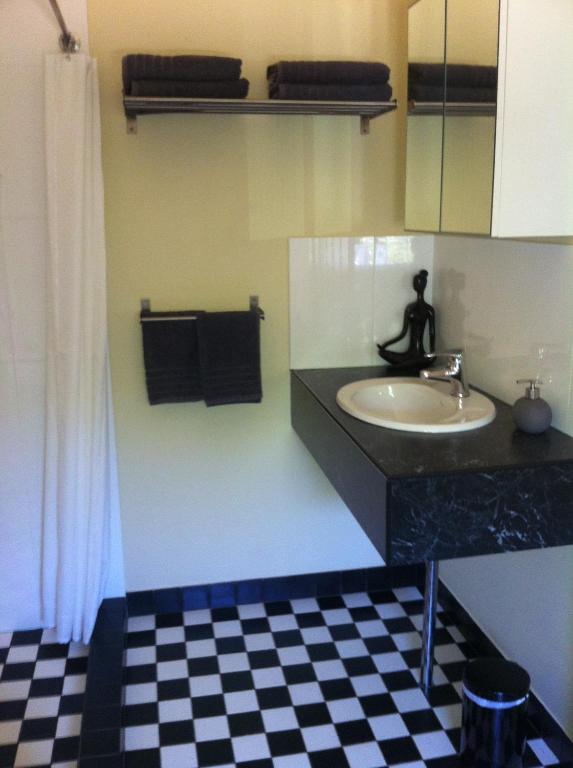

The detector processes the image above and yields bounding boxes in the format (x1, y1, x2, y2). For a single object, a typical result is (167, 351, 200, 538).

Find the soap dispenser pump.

(512, 379, 552, 434)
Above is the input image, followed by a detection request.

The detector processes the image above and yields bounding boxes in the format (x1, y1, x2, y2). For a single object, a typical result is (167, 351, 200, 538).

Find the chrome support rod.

(47, 0, 81, 53)
(420, 559, 439, 697)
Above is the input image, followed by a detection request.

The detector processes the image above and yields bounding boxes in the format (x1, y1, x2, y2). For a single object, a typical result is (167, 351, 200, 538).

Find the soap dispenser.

(512, 379, 552, 434)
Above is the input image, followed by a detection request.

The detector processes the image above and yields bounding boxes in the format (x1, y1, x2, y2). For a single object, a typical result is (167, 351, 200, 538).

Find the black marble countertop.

(292, 366, 573, 480)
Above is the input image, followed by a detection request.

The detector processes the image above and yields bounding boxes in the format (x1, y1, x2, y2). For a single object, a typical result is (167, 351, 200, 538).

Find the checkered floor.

(122, 587, 564, 768)
(0, 627, 88, 767)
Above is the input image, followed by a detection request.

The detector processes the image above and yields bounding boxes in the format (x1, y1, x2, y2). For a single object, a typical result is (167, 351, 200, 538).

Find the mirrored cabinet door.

(441, 0, 499, 234)
(404, 0, 446, 232)
(405, 0, 499, 235)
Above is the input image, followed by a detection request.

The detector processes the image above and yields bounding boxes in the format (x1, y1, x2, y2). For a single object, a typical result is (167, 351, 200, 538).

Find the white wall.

(433, 234, 573, 737)
(0, 0, 124, 632)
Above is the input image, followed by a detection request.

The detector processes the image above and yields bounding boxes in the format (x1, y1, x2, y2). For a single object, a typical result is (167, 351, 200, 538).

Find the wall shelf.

(123, 96, 397, 135)
(408, 100, 496, 117)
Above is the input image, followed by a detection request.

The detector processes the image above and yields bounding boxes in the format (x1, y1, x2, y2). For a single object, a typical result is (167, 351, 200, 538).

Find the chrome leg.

(420, 559, 439, 697)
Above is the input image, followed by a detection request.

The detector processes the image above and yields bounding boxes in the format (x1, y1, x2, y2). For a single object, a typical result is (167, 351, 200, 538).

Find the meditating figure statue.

(377, 269, 436, 370)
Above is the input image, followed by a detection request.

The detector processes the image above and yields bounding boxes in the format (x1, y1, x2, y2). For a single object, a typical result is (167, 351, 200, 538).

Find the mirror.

(405, 0, 499, 235)
(405, 0, 446, 232)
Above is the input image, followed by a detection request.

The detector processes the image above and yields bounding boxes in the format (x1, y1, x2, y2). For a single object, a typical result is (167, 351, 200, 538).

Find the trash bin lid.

(463, 658, 530, 704)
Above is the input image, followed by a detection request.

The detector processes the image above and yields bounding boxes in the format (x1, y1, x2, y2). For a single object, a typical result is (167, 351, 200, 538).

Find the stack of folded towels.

(122, 54, 249, 99)
(408, 63, 497, 103)
(267, 60, 392, 101)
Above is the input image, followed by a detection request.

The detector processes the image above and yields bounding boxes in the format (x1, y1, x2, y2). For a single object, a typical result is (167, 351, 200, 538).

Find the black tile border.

(79, 597, 127, 767)
(438, 580, 573, 764)
(125, 564, 427, 617)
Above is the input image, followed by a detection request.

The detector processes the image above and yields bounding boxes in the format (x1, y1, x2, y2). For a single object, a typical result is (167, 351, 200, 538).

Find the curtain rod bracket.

(59, 32, 81, 54)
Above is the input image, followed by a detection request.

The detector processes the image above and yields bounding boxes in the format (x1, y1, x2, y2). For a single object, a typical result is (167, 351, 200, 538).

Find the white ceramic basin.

(336, 377, 496, 434)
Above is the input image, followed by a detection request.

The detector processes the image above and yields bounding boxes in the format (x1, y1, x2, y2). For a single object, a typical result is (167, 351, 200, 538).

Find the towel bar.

(139, 295, 265, 321)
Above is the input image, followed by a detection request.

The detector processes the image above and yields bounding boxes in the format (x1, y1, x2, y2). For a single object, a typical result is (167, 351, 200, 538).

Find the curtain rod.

(47, 0, 81, 53)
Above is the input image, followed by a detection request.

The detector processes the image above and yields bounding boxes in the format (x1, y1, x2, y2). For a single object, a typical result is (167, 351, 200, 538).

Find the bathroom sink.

(336, 377, 496, 434)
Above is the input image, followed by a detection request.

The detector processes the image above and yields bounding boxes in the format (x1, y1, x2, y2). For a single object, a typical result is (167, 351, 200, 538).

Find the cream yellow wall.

(88, 0, 408, 590)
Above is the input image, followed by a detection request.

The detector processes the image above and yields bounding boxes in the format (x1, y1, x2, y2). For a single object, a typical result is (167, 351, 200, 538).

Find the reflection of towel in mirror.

(130, 79, 249, 98)
(197, 312, 262, 407)
(408, 84, 496, 103)
(408, 63, 497, 89)
(123, 54, 243, 94)
(269, 82, 392, 101)
(267, 60, 391, 85)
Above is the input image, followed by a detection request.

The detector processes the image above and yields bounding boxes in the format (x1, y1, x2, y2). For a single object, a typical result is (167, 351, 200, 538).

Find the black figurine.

(377, 269, 435, 370)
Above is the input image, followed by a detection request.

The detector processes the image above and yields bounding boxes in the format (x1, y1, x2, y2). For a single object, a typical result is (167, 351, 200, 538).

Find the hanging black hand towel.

(197, 311, 262, 407)
(141, 311, 204, 405)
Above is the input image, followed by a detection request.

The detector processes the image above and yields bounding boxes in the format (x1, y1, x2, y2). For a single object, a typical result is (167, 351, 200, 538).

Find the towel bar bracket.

(140, 298, 151, 312)
(360, 115, 370, 135)
(126, 115, 138, 134)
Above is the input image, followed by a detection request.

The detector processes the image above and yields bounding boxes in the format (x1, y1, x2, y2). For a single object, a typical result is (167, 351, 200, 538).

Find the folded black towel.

(408, 84, 497, 103)
(408, 63, 497, 89)
(267, 60, 390, 85)
(141, 311, 204, 405)
(197, 311, 262, 407)
(269, 82, 393, 102)
(123, 54, 243, 95)
(130, 79, 250, 99)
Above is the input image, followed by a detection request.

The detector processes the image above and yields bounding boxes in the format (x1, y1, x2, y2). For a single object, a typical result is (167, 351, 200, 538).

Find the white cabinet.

(405, 0, 573, 238)
(492, 0, 573, 237)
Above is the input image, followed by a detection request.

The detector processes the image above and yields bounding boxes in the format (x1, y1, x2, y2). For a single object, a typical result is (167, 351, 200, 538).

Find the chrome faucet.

(419, 349, 470, 399)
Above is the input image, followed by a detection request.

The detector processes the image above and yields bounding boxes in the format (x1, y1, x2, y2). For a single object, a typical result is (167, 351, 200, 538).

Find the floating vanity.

(291, 366, 573, 690)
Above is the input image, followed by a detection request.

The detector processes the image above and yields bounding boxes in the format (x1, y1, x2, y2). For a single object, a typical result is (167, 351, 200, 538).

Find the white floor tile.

(302, 723, 340, 751)
(55, 713, 82, 738)
(14, 739, 54, 766)
(124, 723, 160, 751)
(124, 682, 158, 705)
(156, 627, 185, 645)
(237, 604, 267, 620)
(158, 697, 192, 723)
(414, 730, 457, 759)
(351, 674, 387, 697)
(391, 687, 430, 713)
(278, 646, 310, 666)
(157, 660, 188, 682)
(194, 715, 230, 742)
(232, 732, 271, 761)
(343, 593, 372, 608)
(252, 667, 286, 689)
(327, 697, 365, 723)
(313, 659, 347, 681)
(213, 621, 242, 639)
(189, 674, 222, 697)
(370, 713, 409, 741)
(244, 633, 275, 651)
(261, 706, 298, 732)
(290, 599, 319, 614)
(186, 639, 217, 658)
(223, 690, 259, 714)
(528, 737, 560, 765)
(289, 682, 323, 706)
(24, 695, 60, 719)
(268, 614, 298, 631)
(0, 719, 21, 745)
(344, 740, 387, 768)
(218, 652, 250, 673)
(160, 742, 198, 768)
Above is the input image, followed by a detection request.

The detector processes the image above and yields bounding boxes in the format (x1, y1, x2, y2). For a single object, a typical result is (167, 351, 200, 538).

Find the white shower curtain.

(42, 53, 119, 643)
